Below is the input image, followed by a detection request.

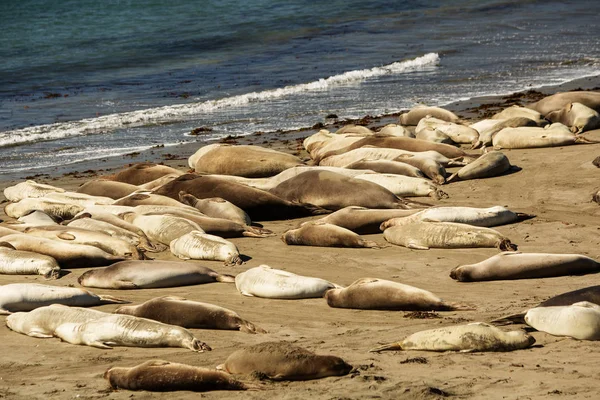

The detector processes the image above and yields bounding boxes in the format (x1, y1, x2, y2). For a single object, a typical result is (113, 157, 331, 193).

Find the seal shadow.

(56, 270, 72, 279)
(240, 254, 252, 263)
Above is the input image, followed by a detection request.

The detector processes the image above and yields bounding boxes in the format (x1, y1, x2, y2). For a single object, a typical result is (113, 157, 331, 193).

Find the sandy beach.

(1, 77, 599, 400)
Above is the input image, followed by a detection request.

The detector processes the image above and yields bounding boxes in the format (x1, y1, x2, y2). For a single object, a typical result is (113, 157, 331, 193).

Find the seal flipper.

(88, 341, 114, 349)
(111, 280, 139, 290)
(490, 312, 527, 326)
(27, 330, 54, 339)
(0, 307, 10, 315)
(407, 241, 430, 250)
(242, 226, 276, 238)
(369, 342, 403, 353)
(216, 274, 236, 283)
(238, 320, 267, 334)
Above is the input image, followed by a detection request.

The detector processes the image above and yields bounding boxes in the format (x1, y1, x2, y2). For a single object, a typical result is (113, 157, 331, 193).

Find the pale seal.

(235, 265, 338, 299)
(325, 278, 472, 311)
(121, 213, 204, 245)
(492, 123, 590, 149)
(0, 283, 126, 314)
(354, 173, 448, 199)
(217, 341, 352, 380)
(3, 180, 65, 202)
(169, 230, 242, 265)
(0, 245, 60, 279)
(178, 192, 252, 226)
(525, 302, 600, 340)
(546, 102, 600, 133)
(105, 360, 248, 392)
(415, 117, 479, 144)
(447, 151, 516, 183)
(527, 90, 600, 115)
(450, 252, 600, 282)
(343, 159, 426, 179)
(370, 322, 535, 352)
(115, 296, 265, 333)
(53, 313, 211, 351)
(383, 221, 516, 251)
(5, 198, 84, 220)
(77, 260, 235, 289)
(399, 105, 459, 125)
(490, 105, 546, 124)
(281, 222, 382, 248)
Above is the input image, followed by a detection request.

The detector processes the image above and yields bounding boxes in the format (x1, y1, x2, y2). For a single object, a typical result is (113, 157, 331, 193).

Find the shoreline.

(2, 73, 599, 184)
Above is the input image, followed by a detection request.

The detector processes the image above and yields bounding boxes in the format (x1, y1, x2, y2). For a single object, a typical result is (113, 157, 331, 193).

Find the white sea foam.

(0, 53, 440, 148)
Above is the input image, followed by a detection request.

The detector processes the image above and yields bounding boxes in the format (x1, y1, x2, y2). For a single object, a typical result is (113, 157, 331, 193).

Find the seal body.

(105, 360, 247, 392)
(371, 322, 535, 352)
(546, 102, 600, 133)
(76, 180, 141, 200)
(178, 193, 252, 226)
(3, 180, 65, 202)
(235, 265, 337, 299)
(354, 173, 447, 199)
(527, 91, 600, 115)
(115, 296, 265, 333)
(169, 230, 242, 265)
(5, 198, 83, 220)
(383, 221, 515, 251)
(447, 151, 513, 182)
(312, 206, 419, 234)
(493, 123, 579, 149)
(450, 252, 600, 282)
(325, 278, 470, 311)
(0, 283, 125, 314)
(218, 341, 352, 380)
(53, 314, 211, 351)
(123, 213, 204, 245)
(399, 106, 459, 125)
(282, 223, 381, 248)
(0, 247, 61, 279)
(78, 260, 234, 289)
(525, 302, 600, 340)
(105, 163, 184, 185)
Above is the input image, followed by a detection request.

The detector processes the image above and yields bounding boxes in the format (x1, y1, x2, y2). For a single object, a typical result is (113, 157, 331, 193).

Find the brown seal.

(218, 341, 353, 381)
(281, 222, 382, 248)
(115, 296, 265, 333)
(76, 180, 140, 200)
(104, 163, 184, 185)
(310, 206, 419, 234)
(527, 91, 600, 115)
(153, 174, 327, 220)
(105, 360, 248, 392)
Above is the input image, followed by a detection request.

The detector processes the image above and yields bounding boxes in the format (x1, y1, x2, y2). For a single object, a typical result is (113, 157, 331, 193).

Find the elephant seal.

(594, 189, 600, 204)
(104, 163, 184, 185)
(53, 313, 211, 351)
(14, 210, 58, 227)
(190, 144, 304, 177)
(178, 192, 252, 226)
(527, 90, 600, 115)
(354, 173, 448, 199)
(415, 126, 455, 144)
(416, 117, 478, 144)
(217, 341, 352, 381)
(153, 174, 327, 221)
(0, 246, 61, 279)
(399, 105, 459, 125)
(343, 159, 426, 179)
(335, 124, 375, 135)
(3, 180, 65, 202)
(394, 155, 447, 184)
(471, 117, 541, 149)
(77, 260, 235, 289)
(450, 252, 600, 282)
(268, 170, 426, 211)
(0, 283, 126, 314)
(281, 222, 382, 248)
(170, 230, 242, 265)
(381, 205, 534, 230)
(0, 234, 126, 268)
(6, 304, 107, 338)
(319, 146, 463, 169)
(447, 151, 515, 183)
(324, 278, 472, 311)
(370, 322, 535, 352)
(235, 265, 338, 299)
(491, 105, 546, 124)
(310, 206, 419, 234)
(546, 102, 600, 133)
(44, 191, 114, 206)
(115, 296, 265, 333)
(5, 198, 84, 220)
(492, 285, 600, 326)
(525, 302, 600, 340)
(492, 123, 589, 149)
(76, 179, 141, 200)
(377, 124, 413, 137)
(113, 192, 188, 208)
(122, 212, 205, 245)
(105, 360, 248, 392)
(383, 221, 516, 251)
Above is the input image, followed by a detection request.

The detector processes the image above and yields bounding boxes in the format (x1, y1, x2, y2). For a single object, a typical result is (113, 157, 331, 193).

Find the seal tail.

(360, 240, 386, 249)
(444, 302, 476, 311)
(225, 255, 244, 266)
(515, 212, 535, 222)
(446, 172, 460, 184)
(43, 268, 61, 280)
(497, 239, 517, 252)
(98, 295, 129, 304)
(431, 188, 449, 200)
(242, 226, 276, 238)
(396, 198, 431, 210)
(489, 312, 527, 326)
(369, 342, 404, 353)
(576, 135, 600, 144)
(190, 338, 212, 352)
(216, 274, 236, 283)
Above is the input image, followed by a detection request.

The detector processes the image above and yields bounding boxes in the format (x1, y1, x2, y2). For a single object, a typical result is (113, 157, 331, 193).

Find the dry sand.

(1, 77, 599, 399)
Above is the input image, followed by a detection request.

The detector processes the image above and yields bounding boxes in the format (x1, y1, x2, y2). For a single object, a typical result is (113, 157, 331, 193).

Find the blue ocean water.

(1, 0, 599, 175)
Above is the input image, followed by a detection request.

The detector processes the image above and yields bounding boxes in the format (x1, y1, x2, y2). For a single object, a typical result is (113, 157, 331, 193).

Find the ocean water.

(1, 0, 599, 176)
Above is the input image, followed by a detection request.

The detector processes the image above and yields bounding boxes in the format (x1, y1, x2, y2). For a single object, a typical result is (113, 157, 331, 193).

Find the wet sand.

(0, 76, 599, 399)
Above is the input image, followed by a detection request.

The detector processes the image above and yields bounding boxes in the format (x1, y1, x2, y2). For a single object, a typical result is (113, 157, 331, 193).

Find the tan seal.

(105, 360, 248, 392)
(104, 162, 184, 185)
(281, 222, 382, 248)
(217, 341, 352, 380)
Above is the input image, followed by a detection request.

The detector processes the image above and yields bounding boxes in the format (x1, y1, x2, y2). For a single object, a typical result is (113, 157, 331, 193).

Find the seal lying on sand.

(170, 230, 242, 265)
(525, 302, 600, 340)
(77, 180, 141, 200)
(527, 90, 600, 115)
(0, 245, 61, 279)
(446, 151, 516, 183)
(115, 296, 265, 333)
(104, 163, 184, 185)
(311, 206, 419, 234)
(235, 265, 338, 299)
(282, 223, 382, 249)
(53, 314, 211, 351)
(217, 341, 352, 381)
(370, 322, 535, 352)
(105, 360, 248, 392)
(78, 260, 234, 289)
(325, 278, 472, 311)
(0, 283, 126, 314)
(450, 252, 600, 282)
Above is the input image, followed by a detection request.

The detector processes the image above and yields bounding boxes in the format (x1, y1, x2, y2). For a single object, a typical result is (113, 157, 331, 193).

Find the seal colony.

(1, 87, 600, 397)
